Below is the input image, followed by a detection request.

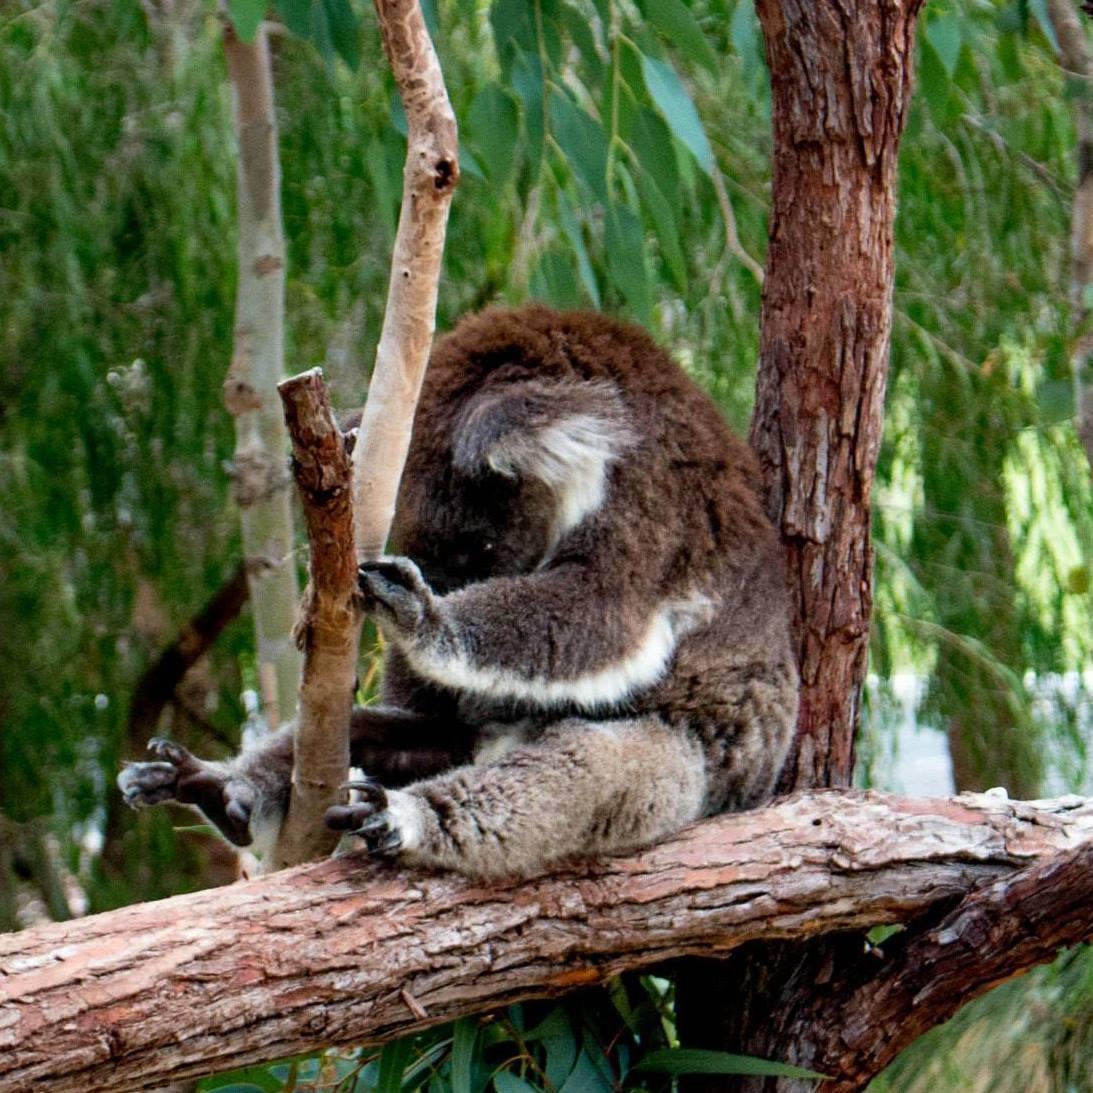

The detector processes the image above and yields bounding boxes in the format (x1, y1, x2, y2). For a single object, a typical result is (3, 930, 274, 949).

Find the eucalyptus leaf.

(549, 92, 608, 201)
(451, 1018, 478, 1093)
(634, 165, 687, 292)
(493, 1073, 539, 1093)
(640, 0, 718, 73)
(640, 54, 714, 176)
(376, 1038, 413, 1093)
(632, 1047, 829, 1080)
(605, 202, 651, 324)
(469, 84, 519, 188)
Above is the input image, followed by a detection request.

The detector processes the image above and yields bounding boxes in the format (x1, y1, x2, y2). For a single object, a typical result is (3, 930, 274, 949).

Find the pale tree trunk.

(351, 0, 459, 560)
(1047, 0, 1093, 469)
(677, 2, 925, 1089)
(1, 791, 1090, 1092)
(222, 21, 302, 727)
(267, 0, 458, 866)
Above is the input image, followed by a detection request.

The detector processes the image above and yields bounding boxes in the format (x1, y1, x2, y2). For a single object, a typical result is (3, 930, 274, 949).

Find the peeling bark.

(1, 791, 1090, 1092)
(268, 372, 359, 868)
(222, 21, 302, 725)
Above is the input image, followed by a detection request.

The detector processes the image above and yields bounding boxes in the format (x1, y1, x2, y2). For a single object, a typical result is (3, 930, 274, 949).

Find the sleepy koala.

(119, 305, 798, 878)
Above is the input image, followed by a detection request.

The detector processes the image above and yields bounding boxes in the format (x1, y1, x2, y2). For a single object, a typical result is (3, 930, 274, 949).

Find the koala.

(118, 305, 798, 878)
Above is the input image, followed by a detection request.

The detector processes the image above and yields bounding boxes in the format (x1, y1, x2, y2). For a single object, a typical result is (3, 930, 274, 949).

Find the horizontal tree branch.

(1, 790, 1090, 1092)
(818, 838, 1093, 1090)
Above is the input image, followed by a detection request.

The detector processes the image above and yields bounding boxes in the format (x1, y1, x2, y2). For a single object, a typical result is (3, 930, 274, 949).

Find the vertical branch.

(270, 371, 357, 869)
(269, 0, 458, 866)
(353, 0, 460, 560)
(223, 20, 302, 725)
(1047, 0, 1093, 470)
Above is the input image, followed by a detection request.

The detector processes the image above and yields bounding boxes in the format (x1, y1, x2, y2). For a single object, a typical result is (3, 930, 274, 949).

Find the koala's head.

(393, 370, 633, 593)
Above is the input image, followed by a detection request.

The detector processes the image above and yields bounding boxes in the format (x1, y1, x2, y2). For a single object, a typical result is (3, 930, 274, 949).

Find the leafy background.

(0, 0, 1090, 1088)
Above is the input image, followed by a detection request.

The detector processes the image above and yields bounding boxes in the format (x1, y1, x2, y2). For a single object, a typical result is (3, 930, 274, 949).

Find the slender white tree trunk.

(223, 20, 302, 727)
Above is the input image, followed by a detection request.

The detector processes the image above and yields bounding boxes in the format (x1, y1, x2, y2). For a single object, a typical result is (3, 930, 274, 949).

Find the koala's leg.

(117, 729, 295, 850)
(117, 706, 469, 851)
(325, 716, 708, 878)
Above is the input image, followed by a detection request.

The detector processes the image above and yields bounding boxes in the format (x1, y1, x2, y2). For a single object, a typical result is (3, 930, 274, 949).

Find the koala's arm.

(116, 704, 470, 850)
(359, 556, 702, 711)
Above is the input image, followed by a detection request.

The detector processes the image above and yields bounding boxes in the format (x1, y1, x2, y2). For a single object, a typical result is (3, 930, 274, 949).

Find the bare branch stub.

(270, 368, 358, 868)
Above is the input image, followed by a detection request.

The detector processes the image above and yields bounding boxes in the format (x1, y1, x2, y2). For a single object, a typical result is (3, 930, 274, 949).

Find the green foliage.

(198, 979, 815, 1091)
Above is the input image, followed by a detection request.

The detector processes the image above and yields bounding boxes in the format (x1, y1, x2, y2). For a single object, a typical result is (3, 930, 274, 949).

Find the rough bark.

(1047, 0, 1093, 469)
(680, 3, 926, 1089)
(790, 839, 1093, 1091)
(1, 791, 1090, 1093)
(352, 0, 459, 560)
(222, 21, 302, 726)
(267, 371, 359, 868)
(748, 0, 923, 787)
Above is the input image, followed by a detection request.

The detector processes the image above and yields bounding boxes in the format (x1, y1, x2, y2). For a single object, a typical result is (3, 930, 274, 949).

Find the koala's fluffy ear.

(452, 378, 633, 536)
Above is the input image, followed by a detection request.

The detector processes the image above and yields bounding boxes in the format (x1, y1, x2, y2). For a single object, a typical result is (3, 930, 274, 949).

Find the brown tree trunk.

(678, 2, 925, 1088)
(1047, 0, 1093, 470)
(1, 791, 1089, 1093)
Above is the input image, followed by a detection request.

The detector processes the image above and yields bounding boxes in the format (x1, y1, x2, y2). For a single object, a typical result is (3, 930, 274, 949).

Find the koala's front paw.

(325, 779, 403, 858)
(357, 557, 437, 641)
(117, 738, 256, 847)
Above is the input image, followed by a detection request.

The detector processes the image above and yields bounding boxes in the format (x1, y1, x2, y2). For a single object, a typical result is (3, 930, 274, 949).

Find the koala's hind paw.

(326, 779, 403, 858)
(357, 557, 435, 639)
(116, 738, 257, 847)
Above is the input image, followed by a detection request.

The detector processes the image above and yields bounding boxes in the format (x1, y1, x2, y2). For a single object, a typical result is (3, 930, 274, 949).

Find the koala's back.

(390, 304, 797, 814)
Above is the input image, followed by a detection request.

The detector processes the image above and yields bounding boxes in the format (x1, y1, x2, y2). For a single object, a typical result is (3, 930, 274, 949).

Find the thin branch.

(1, 791, 1090, 1092)
(268, 370, 358, 869)
(352, 0, 460, 560)
(268, 0, 459, 867)
(126, 563, 249, 749)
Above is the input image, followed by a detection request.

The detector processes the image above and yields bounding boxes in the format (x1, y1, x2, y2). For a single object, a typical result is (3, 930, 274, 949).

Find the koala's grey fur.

(119, 305, 798, 878)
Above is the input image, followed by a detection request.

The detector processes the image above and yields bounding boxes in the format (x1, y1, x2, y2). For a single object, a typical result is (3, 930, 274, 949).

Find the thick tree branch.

(268, 371, 358, 868)
(1, 791, 1090, 1092)
(809, 839, 1093, 1090)
(352, 0, 459, 560)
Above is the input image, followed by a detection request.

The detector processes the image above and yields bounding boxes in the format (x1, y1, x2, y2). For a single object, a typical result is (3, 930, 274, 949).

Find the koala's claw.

(357, 557, 433, 636)
(118, 761, 179, 809)
(326, 779, 403, 858)
(148, 736, 197, 770)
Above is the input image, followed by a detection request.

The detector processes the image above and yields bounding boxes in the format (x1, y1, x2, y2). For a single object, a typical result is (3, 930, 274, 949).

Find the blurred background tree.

(0, 0, 1090, 1088)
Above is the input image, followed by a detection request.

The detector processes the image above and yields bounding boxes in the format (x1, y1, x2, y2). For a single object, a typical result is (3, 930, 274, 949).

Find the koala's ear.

(452, 379, 632, 481)
(452, 379, 633, 534)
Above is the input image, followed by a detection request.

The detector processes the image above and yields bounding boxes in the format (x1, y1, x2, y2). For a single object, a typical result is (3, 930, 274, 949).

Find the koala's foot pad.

(117, 738, 256, 847)
(326, 779, 403, 857)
